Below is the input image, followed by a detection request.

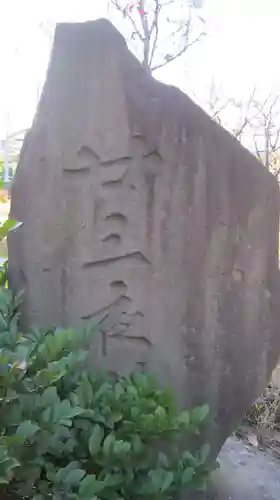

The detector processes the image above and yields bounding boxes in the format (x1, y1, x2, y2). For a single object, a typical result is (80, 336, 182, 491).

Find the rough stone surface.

(8, 19, 280, 458)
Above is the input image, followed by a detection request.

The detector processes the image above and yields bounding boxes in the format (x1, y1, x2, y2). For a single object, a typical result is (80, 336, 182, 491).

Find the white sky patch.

(0, 0, 279, 137)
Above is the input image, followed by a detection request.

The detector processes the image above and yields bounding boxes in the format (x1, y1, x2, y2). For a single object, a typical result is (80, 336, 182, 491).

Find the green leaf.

(94, 382, 112, 400)
(155, 406, 166, 420)
(190, 405, 209, 424)
(114, 382, 124, 399)
(182, 467, 195, 484)
(88, 425, 104, 455)
(158, 452, 169, 468)
(53, 400, 84, 422)
(131, 435, 143, 454)
(103, 434, 115, 456)
(103, 473, 123, 488)
(113, 440, 131, 455)
(79, 475, 105, 497)
(107, 412, 123, 427)
(79, 375, 94, 405)
(3, 219, 23, 231)
(64, 468, 85, 487)
(37, 479, 51, 494)
(133, 373, 149, 391)
(0, 478, 9, 485)
(198, 443, 210, 464)
(178, 410, 190, 426)
(148, 470, 163, 493)
(16, 420, 40, 440)
(160, 470, 174, 492)
(14, 343, 29, 363)
(0, 219, 22, 240)
(182, 450, 197, 467)
(41, 387, 60, 406)
(0, 456, 20, 484)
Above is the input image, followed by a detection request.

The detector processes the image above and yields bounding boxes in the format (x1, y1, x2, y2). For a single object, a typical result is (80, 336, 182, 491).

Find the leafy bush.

(0, 187, 21, 285)
(0, 218, 21, 288)
(0, 210, 213, 498)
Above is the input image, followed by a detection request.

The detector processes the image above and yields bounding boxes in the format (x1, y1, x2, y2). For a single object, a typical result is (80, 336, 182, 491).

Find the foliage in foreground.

(0, 286, 213, 499)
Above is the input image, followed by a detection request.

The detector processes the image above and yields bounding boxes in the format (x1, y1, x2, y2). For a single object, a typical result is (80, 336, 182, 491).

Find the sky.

(0, 0, 280, 139)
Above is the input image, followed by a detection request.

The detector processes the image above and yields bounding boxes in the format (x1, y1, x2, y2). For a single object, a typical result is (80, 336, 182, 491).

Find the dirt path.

(209, 436, 280, 499)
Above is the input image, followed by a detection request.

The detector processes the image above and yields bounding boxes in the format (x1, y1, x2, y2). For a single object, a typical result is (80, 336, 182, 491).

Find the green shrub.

(0, 198, 21, 286)
(0, 282, 213, 499)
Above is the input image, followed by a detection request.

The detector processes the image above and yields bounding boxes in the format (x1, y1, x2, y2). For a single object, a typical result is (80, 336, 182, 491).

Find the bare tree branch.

(233, 87, 257, 140)
(253, 134, 262, 162)
(160, 0, 178, 5)
(249, 93, 280, 171)
(137, 0, 153, 70)
(204, 83, 280, 176)
(271, 128, 280, 151)
(151, 30, 206, 71)
(111, 0, 144, 42)
(109, 0, 206, 73)
(206, 82, 232, 124)
(148, 0, 161, 68)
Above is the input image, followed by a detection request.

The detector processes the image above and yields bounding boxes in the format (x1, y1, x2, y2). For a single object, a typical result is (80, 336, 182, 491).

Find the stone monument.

(8, 19, 280, 458)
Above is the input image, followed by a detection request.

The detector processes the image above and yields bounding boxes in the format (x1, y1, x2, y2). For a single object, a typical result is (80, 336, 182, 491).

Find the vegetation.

(0, 287, 212, 499)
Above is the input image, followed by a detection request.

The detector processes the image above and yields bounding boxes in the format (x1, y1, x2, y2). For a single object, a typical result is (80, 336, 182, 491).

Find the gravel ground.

(208, 436, 280, 500)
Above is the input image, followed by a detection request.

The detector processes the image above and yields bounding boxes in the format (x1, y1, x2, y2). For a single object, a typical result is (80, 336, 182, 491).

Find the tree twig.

(148, 0, 161, 68)
(111, 0, 144, 41)
(151, 30, 206, 71)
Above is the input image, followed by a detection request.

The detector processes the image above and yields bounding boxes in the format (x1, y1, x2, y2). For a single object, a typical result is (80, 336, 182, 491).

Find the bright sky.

(0, 0, 279, 138)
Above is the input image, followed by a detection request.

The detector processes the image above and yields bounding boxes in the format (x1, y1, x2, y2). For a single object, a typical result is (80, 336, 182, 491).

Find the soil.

(208, 435, 280, 500)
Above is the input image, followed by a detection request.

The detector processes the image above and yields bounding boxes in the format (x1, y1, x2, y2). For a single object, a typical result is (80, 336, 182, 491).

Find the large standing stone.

(8, 19, 280, 458)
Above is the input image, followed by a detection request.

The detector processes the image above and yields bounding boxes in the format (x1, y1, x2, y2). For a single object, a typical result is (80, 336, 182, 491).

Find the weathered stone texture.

(8, 19, 280, 457)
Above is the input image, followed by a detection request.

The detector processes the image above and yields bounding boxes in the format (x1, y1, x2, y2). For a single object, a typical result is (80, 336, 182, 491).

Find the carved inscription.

(63, 137, 162, 372)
